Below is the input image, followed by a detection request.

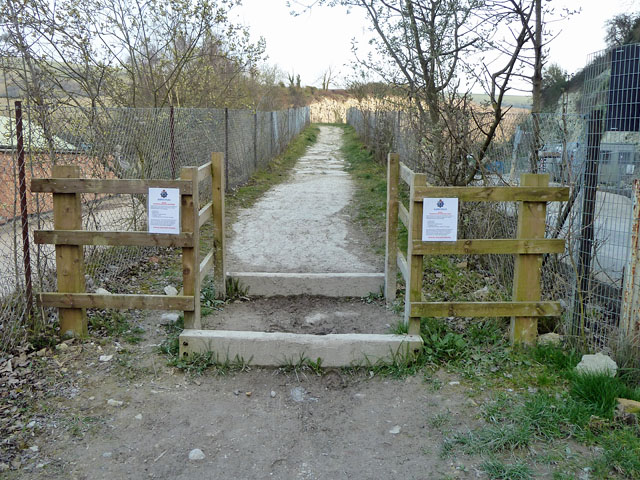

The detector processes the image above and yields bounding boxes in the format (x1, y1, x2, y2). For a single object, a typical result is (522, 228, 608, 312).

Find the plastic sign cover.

(148, 188, 180, 234)
(422, 198, 458, 242)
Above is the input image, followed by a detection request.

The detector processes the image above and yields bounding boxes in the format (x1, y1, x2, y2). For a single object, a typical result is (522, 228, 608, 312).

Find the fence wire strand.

(0, 105, 309, 352)
(348, 75, 639, 350)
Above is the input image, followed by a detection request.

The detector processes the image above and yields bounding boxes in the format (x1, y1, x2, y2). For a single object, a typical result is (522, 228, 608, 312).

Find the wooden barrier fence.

(384, 153, 570, 344)
(31, 153, 226, 336)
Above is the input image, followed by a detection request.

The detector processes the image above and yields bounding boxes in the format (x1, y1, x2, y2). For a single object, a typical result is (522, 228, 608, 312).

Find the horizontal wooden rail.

(197, 162, 213, 183)
(398, 203, 409, 228)
(397, 251, 408, 281)
(34, 230, 194, 248)
(410, 301, 562, 318)
(198, 202, 213, 228)
(414, 186, 569, 202)
(31, 178, 192, 195)
(399, 163, 414, 186)
(40, 293, 195, 311)
(412, 238, 565, 255)
(199, 250, 214, 284)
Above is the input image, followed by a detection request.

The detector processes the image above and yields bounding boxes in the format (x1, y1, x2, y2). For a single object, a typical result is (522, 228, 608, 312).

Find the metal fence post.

(170, 106, 177, 179)
(15, 101, 33, 320)
(224, 107, 229, 191)
(572, 110, 603, 338)
(253, 111, 258, 169)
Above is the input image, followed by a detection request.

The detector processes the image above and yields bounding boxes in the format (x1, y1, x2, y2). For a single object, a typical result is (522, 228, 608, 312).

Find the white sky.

(234, 0, 640, 92)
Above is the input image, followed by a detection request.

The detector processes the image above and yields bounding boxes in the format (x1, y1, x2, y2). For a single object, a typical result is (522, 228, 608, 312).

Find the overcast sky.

(233, 0, 640, 92)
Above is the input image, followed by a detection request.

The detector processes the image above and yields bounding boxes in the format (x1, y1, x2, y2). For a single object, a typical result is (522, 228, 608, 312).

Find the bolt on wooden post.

(511, 173, 549, 344)
(52, 165, 87, 336)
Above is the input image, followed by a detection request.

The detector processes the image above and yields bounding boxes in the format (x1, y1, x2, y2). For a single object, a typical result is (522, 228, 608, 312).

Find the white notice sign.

(422, 198, 458, 242)
(148, 188, 180, 234)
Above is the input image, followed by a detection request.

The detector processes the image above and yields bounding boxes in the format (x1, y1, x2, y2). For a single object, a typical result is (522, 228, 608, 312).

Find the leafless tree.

(317, 0, 540, 185)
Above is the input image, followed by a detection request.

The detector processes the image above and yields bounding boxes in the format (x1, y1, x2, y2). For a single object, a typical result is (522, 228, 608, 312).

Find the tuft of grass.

(226, 277, 249, 299)
(428, 411, 452, 429)
(200, 279, 225, 316)
(480, 457, 533, 480)
(532, 343, 581, 373)
(447, 422, 533, 454)
(591, 427, 640, 479)
(171, 351, 252, 376)
(569, 372, 640, 419)
(278, 353, 325, 376)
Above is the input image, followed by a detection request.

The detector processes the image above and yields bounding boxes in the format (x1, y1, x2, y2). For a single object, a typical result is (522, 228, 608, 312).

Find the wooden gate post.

(52, 165, 87, 337)
(511, 173, 549, 344)
(211, 152, 226, 299)
(385, 153, 399, 302)
(404, 172, 427, 336)
(181, 166, 201, 329)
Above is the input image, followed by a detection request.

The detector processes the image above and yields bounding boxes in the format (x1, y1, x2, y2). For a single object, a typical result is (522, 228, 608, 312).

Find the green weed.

(591, 427, 640, 479)
(278, 353, 325, 376)
(389, 319, 408, 335)
(200, 279, 225, 316)
(480, 457, 533, 480)
(569, 372, 640, 419)
(428, 411, 452, 429)
(421, 317, 467, 363)
(226, 277, 249, 299)
(172, 351, 252, 376)
(532, 343, 581, 373)
(447, 422, 533, 454)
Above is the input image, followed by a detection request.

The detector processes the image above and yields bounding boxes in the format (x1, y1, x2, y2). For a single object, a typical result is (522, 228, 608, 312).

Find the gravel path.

(227, 125, 380, 273)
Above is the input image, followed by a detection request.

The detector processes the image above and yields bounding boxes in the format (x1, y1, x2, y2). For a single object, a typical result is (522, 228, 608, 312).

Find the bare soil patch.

(3, 313, 486, 480)
(202, 296, 400, 335)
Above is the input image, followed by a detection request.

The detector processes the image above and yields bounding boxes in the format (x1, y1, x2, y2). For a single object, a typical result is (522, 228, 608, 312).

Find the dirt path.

(227, 125, 380, 274)
(4, 126, 497, 480)
(13, 323, 487, 480)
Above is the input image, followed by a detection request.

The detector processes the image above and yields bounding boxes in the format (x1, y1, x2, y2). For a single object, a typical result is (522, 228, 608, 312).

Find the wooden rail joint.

(384, 159, 566, 346)
(29, 156, 227, 337)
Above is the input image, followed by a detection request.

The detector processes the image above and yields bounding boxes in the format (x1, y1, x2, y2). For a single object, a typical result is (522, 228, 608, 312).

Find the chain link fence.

(0, 105, 310, 352)
(348, 99, 639, 350)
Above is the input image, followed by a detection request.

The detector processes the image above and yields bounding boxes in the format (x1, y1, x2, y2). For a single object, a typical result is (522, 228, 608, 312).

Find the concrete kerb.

(227, 272, 385, 297)
(179, 330, 424, 368)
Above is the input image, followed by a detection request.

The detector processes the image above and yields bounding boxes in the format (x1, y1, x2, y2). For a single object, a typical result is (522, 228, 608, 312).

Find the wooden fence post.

(511, 173, 549, 344)
(52, 165, 87, 337)
(181, 166, 201, 329)
(211, 152, 226, 300)
(385, 153, 400, 302)
(404, 172, 427, 336)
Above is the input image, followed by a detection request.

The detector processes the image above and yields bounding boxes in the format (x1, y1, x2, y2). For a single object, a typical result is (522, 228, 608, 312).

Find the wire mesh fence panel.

(0, 105, 309, 352)
(347, 70, 640, 350)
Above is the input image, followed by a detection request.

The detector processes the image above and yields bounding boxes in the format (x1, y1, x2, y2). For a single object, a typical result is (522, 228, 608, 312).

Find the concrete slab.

(179, 330, 423, 367)
(227, 272, 385, 297)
